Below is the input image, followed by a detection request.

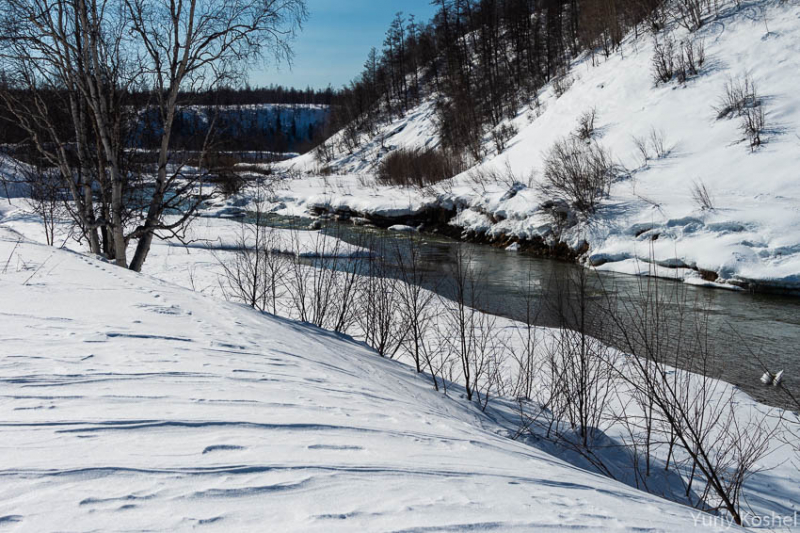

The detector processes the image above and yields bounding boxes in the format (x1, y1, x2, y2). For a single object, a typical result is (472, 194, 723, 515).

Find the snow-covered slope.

(0, 228, 741, 532)
(287, 98, 440, 175)
(277, 0, 800, 291)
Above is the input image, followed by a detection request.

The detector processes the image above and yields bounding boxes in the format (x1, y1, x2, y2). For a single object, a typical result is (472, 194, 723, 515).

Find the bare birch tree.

(0, 0, 307, 270)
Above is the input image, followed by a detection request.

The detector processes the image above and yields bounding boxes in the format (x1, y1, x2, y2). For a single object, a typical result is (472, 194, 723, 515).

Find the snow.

(2, 0, 800, 527)
(0, 221, 755, 532)
(387, 224, 417, 233)
(275, 0, 800, 291)
(184, 216, 372, 259)
(2, 183, 800, 530)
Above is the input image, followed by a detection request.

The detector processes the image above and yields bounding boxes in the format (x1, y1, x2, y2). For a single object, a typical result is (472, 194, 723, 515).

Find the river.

(254, 213, 800, 410)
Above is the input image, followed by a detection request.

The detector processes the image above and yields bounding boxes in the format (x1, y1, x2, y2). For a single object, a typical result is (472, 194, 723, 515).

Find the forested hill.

(281, 0, 800, 291)
(319, 0, 664, 160)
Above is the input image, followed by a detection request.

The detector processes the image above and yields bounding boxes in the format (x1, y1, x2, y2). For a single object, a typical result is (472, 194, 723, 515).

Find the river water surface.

(255, 213, 800, 410)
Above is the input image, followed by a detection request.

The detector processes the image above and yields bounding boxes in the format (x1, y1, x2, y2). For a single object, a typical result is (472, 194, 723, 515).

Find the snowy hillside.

(276, 0, 800, 291)
(0, 227, 747, 532)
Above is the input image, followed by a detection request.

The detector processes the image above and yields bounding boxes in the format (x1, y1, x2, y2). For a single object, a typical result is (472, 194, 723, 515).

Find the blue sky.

(252, 0, 439, 90)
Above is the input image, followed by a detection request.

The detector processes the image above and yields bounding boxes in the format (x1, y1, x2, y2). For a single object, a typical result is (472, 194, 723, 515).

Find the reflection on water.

(253, 212, 800, 410)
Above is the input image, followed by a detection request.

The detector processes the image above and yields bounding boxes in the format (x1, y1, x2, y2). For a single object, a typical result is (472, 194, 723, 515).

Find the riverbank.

(268, 0, 800, 295)
(3, 195, 800, 531)
(219, 172, 800, 295)
(180, 194, 800, 410)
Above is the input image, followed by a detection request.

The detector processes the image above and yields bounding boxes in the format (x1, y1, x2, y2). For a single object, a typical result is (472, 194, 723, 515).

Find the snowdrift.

(0, 229, 735, 531)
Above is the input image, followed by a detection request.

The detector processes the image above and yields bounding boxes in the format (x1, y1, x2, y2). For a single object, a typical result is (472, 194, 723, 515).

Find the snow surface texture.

(3, 189, 800, 530)
(0, 226, 750, 532)
(184, 216, 372, 259)
(277, 0, 800, 291)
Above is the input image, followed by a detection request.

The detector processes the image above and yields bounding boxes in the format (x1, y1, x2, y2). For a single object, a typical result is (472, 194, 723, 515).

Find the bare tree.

(601, 270, 777, 526)
(394, 235, 436, 375)
(0, 0, 111, 255)
(439, 245, 502, 404)
(670, 0, 707, 31)
(0, 0, 307, 271)
(358, 235, 405, 358)
(123, 0, 307, 271)
(216, 184, 287, 313)
(541, 136, 616, 214)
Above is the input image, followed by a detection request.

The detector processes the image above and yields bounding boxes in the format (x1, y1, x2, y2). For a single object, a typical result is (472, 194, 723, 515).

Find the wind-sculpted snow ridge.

(0, 231, 736, 532)
(275, 0, 800, 292)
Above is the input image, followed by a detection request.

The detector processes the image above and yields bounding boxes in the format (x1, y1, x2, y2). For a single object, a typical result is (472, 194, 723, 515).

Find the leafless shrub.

(284, 230, 340, 327)
(216, 192, 288, 314)
(492, 123, 518, 153)
(632, 134, 651, 166)
(440, 246, 506, 408)
(649, 127, 669, 158)
(602, 273, 777, 526)
(358, 243, 406, 358)
(377, 148, 466, 188)
(541, 137, 616, 214)
(314, 140, 335, 164)
(652, 35, 676, 84)
(715, 75, 759, 120)
(216, 171, 246, 198)
(328, 235, 365, 336)
(683, 38, 706, 75)
(654, 35, 704, 85)
(691, 180, 715, 211)
(22, 164, 65, 247)
(539, 269, 620, 476)
(394, 236, 440, 388)
(466, 161, 532, 191)
(552, 72, 574, 98)
(714, 75, 767, 150)
(741, 104, 766, 151)
(340, 121, 361, 154)
(471, 306, 507, 411)
(503, 266, 541, 401)
(576, 107, 598, 141)
(675, 38, 705, 83)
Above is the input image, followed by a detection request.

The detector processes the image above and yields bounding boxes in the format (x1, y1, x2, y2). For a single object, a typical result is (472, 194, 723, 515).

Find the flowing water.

(253, 213, 800, 410)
